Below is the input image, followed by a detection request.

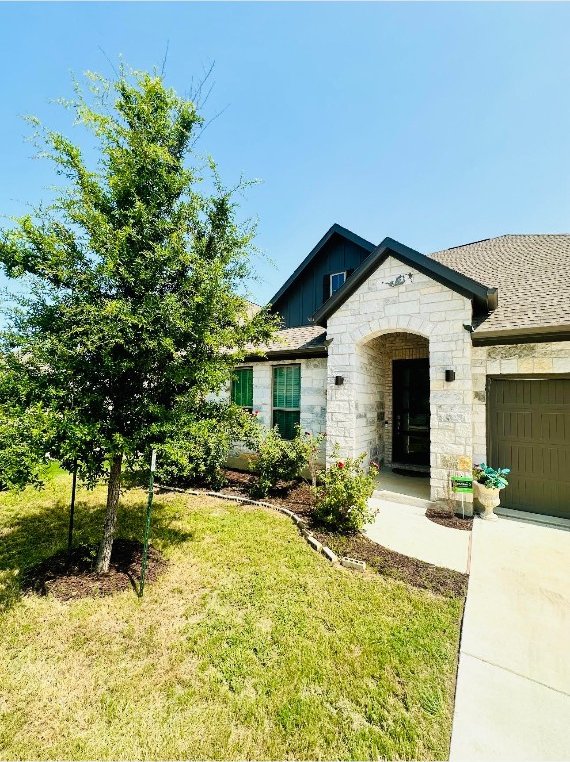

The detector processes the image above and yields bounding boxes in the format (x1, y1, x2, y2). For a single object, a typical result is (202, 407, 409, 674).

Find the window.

(272, 365, 301, 440)
(330, 271, 346, 295)
(231, 367, 253, 411)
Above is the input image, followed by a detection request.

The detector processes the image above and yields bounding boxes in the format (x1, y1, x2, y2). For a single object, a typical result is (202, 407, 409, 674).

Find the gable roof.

(312, 236, 497, 326)
(269, 223, 376, 308)
(431, 234, 570, 340)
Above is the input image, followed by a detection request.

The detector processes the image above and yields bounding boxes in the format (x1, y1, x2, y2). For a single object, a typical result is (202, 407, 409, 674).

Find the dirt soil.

(426, 507, 473, 531)
(311, 529, 468, 598)
(188, 469, 467, 598)
(22, 539, 167, 601)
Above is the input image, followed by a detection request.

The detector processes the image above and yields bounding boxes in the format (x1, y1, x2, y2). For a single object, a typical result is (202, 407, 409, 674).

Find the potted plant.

(472, 463, 510, 520)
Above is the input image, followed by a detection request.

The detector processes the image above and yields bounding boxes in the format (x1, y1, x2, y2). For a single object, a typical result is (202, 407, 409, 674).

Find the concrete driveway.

(450, 516, 570, 760)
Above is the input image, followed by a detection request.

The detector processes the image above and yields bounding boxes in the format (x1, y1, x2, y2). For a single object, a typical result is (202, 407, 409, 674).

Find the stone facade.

(326, 255, 474, 501)
(248, 357, 328, 437)
(228, 260, 570, 505)
(226, 357, 328, 469)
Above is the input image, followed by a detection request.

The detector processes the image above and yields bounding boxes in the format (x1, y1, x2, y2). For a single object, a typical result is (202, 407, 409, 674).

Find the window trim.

(231, 366, 254, 411)
(271, 363, 301, 438)
(330, 270, 347, 296)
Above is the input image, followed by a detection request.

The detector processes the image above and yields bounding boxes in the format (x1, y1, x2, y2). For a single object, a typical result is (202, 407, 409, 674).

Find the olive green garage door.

(487, 377, 570, 520)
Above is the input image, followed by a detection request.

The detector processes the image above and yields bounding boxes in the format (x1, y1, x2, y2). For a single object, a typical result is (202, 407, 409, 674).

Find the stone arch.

(352, 315, 435, 347)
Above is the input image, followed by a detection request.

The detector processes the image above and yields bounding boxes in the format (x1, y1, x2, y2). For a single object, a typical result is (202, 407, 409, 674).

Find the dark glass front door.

(392, 358, 430, 468)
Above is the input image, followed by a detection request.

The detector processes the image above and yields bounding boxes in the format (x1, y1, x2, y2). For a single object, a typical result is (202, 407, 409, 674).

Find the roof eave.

(243, 346, 328, 362)
(269, 223, 376, 309)
(472, 324, 570, 346)
(312, 237, 497, 326)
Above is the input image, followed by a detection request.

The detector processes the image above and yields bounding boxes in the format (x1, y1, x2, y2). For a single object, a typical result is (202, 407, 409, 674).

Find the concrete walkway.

(364, 495, 471, 574)
(450, 517, 570, 761)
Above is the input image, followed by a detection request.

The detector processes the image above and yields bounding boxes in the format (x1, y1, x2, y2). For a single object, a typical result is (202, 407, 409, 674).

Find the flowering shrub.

(313, 450, 378, 533)
(252, 426, 309, 497)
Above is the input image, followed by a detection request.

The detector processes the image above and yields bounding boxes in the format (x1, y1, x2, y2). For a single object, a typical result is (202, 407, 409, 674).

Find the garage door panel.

(488, 378, 570, 520)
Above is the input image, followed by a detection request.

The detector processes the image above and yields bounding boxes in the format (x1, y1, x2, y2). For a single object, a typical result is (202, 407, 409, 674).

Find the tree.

(0, 67, 276, 572)
(0, 361, 54, 491)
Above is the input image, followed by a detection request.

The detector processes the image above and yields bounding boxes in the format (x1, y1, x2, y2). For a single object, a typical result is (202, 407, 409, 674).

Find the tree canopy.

(0, 67, 276, 570)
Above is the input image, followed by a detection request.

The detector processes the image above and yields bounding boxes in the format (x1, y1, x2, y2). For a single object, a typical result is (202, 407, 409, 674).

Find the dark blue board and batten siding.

(271, 235, 371, 328)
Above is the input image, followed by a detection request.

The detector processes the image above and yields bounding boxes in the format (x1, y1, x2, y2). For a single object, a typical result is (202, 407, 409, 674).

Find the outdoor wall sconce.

(445, 369, 456, 382)
(335, 376, 344, 386)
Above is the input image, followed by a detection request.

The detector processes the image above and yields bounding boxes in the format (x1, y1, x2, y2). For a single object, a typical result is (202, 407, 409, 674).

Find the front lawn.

(0, 472, 463, 760)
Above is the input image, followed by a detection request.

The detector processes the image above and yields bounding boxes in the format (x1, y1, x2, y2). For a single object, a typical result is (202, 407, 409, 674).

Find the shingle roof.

(430, 234, 570, 335)
(245, 325, 328, 358)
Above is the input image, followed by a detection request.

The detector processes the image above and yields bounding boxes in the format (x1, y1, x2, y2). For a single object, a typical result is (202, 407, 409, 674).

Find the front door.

(392, 358, 430, 469)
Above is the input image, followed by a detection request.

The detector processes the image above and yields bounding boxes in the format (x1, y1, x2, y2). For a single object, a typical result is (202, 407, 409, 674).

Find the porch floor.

(375, 467, 431, 502)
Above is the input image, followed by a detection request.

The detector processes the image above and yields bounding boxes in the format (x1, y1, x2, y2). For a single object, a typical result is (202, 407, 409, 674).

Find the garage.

(487, 377, 570, 520)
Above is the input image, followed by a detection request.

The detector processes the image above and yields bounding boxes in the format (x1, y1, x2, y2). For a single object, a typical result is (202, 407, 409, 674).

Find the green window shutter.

(273, 410, 301, 440)
(272, 365, 301, 440)
(273, 365, 300, 409)
(231, 367, 253, 408)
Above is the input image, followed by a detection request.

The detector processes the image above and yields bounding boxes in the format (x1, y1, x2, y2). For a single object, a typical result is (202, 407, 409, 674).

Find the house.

(230, 223, 570, 521)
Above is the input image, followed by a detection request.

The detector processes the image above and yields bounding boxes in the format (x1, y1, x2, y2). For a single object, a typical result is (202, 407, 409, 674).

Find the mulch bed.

(184, 469, 468, 598)
(425, 507, 473, 531)
(22, 539, 167, 602)
(311, 529, 468, 598)
(216, 469, 316, 520)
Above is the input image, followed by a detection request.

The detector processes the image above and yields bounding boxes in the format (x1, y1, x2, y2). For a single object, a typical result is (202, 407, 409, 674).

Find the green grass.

(0, 472, 463, 760)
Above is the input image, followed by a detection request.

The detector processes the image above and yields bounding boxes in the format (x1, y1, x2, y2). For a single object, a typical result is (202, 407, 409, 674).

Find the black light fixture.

(335, 375, 344, 386)
(445, 369, 456, 382)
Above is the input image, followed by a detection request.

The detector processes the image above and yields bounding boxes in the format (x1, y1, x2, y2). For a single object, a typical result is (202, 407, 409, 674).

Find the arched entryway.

(325, 266, 475, 504)
(351, 330, 430, 472)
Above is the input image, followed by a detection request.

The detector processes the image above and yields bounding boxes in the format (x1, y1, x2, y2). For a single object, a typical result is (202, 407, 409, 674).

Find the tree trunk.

(95, 453, 123, 573)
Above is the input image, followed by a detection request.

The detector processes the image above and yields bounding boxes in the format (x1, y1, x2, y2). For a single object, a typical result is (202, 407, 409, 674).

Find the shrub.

(252, 426, 309, 497)
(156, 403, 261, 490)
(313, 450, 378, 533)
(303, 431, 326, 488)
(473, 462, 510, 490)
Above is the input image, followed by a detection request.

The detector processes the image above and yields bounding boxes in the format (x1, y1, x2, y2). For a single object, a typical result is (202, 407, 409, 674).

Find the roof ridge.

(269, 223, 376, 307)
(431, 233, 570, 257)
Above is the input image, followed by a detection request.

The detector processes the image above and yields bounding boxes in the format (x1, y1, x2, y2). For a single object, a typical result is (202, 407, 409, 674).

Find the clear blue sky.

(1, 1, 569, 304)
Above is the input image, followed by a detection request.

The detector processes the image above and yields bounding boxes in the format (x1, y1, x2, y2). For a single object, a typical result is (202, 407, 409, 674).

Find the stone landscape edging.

(155, 483, 367, 572)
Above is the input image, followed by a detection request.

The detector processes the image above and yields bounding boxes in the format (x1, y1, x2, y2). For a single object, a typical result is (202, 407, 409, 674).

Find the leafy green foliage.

(0, 364, 54, 490)
(0, 405, 52, 491)
(303, 430, 326, 487)
(313, 450, 378, 533)
(0, 66, 276, 564)
(252, 426, 310, 498)
(155, 402, 261, 490)
(473, 463, 510, 490)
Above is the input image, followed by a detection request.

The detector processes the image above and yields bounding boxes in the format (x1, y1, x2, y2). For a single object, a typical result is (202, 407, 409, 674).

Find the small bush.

(156, 403, 260, 490)
(252, 426, 309, 497)
(303, 431, 326, 487)
(313, 451, 378, 533)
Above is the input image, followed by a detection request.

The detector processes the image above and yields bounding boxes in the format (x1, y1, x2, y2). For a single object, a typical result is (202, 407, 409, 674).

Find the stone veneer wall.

(249, 357, 327, 437)
(226, 357, 328, 468)
(471, 341, 570, 463)
(351, 338, 384, 465)
(326, 255, 474, 501)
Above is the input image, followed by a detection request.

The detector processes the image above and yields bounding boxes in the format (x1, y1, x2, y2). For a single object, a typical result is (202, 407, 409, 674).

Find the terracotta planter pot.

(474, 482, 501, 521)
